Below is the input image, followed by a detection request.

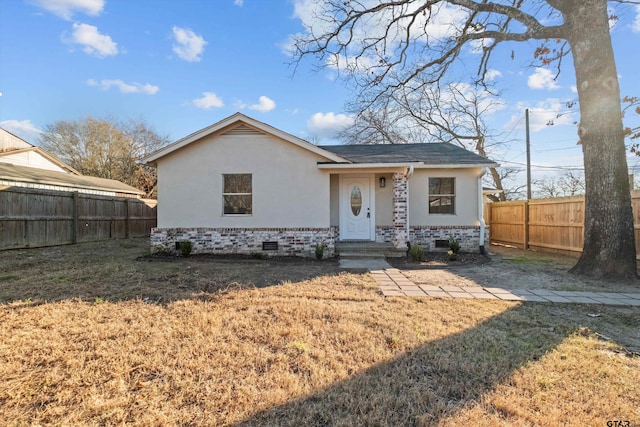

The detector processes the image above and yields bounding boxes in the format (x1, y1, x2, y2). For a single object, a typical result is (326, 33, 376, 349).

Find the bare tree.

(292, 0, 637, 281)
(40, 117, 168, 197)
(341, 81, 520, 201)
(534, 170, 585, 198)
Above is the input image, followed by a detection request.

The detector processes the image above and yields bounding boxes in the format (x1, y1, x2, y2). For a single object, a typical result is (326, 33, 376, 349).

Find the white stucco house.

(141, 113, 497, 257)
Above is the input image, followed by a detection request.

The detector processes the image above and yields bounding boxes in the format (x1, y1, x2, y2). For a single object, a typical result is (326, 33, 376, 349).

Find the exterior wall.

(374, 173, 393, 226)
(157, 130, 331, 228)
(330, 174, 339, 226)
(408, 168, 482, 226)
(151, 227, 337, 257)
(0, 151, 68, 173)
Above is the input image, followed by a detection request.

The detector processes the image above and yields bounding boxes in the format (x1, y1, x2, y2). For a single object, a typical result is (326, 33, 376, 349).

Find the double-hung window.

(223, 174, 252, 215)
(428, 177, 455, 214)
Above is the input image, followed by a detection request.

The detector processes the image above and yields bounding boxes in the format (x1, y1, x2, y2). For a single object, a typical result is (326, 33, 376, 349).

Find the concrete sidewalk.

(371, 268, 640, 306)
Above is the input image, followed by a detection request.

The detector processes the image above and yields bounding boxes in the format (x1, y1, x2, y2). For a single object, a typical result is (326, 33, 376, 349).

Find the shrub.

(315, 242, 326, 260)
(409, 243, 424, 262)
(448, 237, 461, 254)
(179, 241, 192, 257)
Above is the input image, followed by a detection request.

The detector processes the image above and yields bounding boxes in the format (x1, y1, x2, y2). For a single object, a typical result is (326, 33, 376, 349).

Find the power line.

(500, 159, 584, 171)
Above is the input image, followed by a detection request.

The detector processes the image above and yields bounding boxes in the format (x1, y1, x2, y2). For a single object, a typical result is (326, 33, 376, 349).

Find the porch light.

(379, 177, 386, 188)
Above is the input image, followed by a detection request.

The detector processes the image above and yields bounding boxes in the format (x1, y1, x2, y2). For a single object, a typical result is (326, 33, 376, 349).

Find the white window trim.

(428, 177, 456, 215)
(222, 173, 253, 216)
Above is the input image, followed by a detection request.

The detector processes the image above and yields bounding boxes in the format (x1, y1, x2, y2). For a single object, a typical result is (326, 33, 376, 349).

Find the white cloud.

(87, 79, 159, 94)
(485, 69, 502, 81)
(633, 5, 640, 32)
(248, 96, 276, 113)
(528, 67, 560, 90)
(306, 112, 354, 140)
(172, 26, 207, 62)
(505, 98, 576, 132)
(0, 119, 43, 143)
(192, 92, 224, 109)
(66, 23, 118, 57)
(29, 0, 104, 20)
(234, 0, 244, 6)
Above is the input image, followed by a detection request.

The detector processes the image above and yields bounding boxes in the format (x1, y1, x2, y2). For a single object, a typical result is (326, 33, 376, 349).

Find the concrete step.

(335, 242, 406, 258)
(339, 251, 387, 259)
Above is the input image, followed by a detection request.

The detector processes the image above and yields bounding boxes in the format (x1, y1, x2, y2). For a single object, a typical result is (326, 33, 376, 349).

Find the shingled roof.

(0, 163, 143, 196)
(318, 142, 497, 166)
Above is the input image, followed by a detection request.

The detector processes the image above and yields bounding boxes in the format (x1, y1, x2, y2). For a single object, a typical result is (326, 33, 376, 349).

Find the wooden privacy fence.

(0, 186, 157, 250)
(488, 191, 640, 259)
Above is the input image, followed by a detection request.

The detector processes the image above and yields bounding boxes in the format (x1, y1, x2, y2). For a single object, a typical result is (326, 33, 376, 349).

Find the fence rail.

(488, 191, 640, 259)
(0, 186, 157, 250)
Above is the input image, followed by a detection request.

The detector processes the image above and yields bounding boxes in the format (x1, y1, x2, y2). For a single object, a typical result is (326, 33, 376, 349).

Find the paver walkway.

(370, 268, 640, 306)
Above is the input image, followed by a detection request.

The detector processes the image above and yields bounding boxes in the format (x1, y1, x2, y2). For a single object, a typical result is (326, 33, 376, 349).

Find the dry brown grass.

(0, 239, 638, 426)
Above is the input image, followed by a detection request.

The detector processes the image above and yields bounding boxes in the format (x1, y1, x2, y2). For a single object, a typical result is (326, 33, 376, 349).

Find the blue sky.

(1, 0, 639, 186)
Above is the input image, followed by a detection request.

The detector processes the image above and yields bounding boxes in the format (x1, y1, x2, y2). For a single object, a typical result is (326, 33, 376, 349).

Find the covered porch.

(321, 164, 417, 251)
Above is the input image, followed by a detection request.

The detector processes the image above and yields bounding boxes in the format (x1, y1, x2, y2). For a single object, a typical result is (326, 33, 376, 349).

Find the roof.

(141, 112, 349, 165)
(318, 143, 497, 166)
(0, 162, 144, 195)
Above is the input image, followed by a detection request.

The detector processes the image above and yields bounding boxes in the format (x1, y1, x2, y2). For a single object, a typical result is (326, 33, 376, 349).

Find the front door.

(341, 176, 373, 240)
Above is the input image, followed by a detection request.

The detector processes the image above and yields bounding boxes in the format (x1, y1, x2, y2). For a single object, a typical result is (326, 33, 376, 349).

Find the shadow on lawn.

(0, 239, 345, 304)
(236, 303, 579, 427)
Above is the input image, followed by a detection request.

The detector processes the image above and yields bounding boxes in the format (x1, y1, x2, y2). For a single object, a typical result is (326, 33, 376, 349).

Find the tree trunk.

(560, 0, 637, 280)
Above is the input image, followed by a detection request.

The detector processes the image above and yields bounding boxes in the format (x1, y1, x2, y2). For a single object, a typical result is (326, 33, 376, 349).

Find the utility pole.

(526, 109, 531, 200)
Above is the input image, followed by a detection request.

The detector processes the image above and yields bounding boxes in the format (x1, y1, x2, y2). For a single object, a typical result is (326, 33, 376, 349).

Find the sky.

(1, 0, 640, 190)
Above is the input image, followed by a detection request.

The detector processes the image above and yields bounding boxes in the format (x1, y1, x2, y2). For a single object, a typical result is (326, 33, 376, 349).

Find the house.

(141, 113, 497, 257)
(0, 127, 144, 198)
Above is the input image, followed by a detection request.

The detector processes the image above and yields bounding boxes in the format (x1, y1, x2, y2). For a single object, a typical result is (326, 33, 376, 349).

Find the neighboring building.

(0, 127, 143, 198)
(142, 113, 497, 257)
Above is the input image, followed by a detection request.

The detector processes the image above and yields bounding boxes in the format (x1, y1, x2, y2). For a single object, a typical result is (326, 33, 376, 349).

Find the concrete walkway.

(339, 257, 392, 270)
(370, 268, 640, 306)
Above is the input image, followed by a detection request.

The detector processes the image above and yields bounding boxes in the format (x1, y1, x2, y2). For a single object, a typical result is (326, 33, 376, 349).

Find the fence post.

(125, 198, 131, 239)
(523, 200, 529, 250)
(72, 191, 79, 244)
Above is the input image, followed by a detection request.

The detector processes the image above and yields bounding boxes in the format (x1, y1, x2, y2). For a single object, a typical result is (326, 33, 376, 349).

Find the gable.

(0, 148, 79, 174)
(0, 128, 32, 151)
(142, 113, 348, 165)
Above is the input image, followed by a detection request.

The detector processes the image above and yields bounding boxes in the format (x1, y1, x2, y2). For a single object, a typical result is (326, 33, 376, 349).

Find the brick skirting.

(410, 226, 483, 252)
(151, 227, 338, 257)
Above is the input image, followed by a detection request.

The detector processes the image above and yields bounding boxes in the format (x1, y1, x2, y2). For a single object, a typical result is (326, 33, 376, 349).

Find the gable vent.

(222, 124, 263, 136)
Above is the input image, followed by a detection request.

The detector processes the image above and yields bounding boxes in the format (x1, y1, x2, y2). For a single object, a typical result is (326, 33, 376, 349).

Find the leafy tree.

(291, 0, 637, 280)
(40, 117, 168, 197)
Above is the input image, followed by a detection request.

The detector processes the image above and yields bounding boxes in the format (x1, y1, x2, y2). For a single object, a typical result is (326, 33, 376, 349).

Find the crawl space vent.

(435, 239, 449, 248)
(262, 241, 279, 251)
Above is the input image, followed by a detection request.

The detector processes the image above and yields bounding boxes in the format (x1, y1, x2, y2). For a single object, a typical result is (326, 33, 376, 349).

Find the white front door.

(341, 176, 373, 240)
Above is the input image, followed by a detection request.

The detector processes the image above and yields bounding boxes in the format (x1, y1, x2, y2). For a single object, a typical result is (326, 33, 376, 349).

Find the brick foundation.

(409, 226, 483, 252)
(151, 227, 338, 257)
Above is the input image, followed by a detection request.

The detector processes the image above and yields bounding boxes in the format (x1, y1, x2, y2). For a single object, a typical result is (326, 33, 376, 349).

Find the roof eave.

(317, 161, 424, 169)
(413, 162, 499, 169)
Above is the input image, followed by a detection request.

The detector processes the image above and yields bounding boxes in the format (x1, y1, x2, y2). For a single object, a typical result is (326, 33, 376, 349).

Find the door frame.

(339, 174, 376, 241)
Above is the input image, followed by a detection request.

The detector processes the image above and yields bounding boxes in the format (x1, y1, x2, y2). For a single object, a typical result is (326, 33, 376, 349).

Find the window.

(223, 174, 252, 215)
(429, 177, 455, 214)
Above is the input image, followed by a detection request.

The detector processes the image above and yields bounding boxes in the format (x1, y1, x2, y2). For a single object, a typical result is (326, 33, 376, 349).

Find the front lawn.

(0, 239, 638, 426)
